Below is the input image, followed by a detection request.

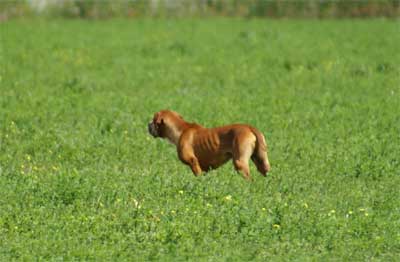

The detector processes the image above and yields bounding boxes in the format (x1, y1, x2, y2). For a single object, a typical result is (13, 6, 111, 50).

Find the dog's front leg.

(182, 155, 203, 176)
(178, 146, 203, 176)
(188, 157, 202, 176)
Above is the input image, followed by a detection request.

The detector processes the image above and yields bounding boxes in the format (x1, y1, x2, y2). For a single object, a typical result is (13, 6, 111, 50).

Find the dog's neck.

(165, 125, 183, 145)
(164, 119, 188, 145)
(164, 119, 200, 146)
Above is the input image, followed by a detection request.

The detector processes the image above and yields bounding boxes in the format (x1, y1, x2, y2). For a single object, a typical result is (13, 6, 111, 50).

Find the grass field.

(1, 18, 399, 260)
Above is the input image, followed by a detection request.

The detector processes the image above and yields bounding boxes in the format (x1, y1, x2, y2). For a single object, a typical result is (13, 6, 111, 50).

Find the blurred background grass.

(1, 0, 399, 21)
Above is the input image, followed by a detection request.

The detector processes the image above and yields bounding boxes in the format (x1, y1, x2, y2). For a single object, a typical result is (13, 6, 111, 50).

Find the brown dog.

(148, 110, 271, 180)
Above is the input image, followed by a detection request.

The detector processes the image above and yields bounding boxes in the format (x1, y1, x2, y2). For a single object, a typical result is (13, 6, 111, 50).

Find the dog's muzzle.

(148, 122, 158, 137)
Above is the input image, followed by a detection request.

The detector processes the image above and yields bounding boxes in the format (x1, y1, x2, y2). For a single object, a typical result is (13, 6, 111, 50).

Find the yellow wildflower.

(224, 195, 232, 201)
(131, 198, 140, 209)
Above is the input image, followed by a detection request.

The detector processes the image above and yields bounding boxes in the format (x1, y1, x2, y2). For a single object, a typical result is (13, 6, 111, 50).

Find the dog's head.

(148, 110, 183, 140)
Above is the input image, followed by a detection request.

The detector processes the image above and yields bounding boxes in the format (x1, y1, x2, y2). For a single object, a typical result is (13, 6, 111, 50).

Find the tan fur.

(148, 110, 271, 180)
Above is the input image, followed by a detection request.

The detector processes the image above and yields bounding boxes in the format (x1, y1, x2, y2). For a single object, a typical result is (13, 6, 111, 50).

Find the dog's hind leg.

(251, 154, 270, 177)
(250, 129, 271, 176)
(232, 132, 256, 180)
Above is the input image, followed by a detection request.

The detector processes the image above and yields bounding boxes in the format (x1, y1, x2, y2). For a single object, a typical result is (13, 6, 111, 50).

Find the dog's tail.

(250, 127, 271, 176)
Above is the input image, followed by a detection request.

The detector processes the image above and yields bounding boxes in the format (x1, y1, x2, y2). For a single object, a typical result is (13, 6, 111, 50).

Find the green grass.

(1, 18, 399, 260)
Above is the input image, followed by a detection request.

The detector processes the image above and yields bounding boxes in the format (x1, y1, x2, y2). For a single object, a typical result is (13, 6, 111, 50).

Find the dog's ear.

(154, 113, 164, 125)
